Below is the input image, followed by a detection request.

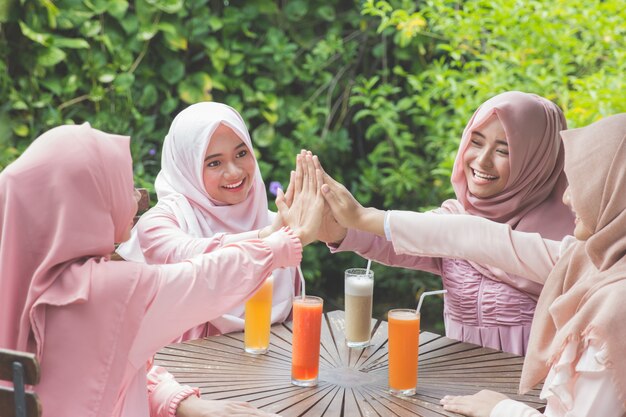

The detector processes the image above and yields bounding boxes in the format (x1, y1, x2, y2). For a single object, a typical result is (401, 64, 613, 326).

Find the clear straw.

(365, 259, 372, 275)
(297, 266, 306, 300)
(416, 290, 447, 314)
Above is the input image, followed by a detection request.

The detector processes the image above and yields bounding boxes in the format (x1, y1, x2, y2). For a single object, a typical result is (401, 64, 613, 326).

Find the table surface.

(155, 310, 544, 416)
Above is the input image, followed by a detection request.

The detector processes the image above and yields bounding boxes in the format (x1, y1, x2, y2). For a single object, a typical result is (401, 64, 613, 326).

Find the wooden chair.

(0, 348, 41, 417)
(134, 188, 151, 224)
(111, 188, 151, 261)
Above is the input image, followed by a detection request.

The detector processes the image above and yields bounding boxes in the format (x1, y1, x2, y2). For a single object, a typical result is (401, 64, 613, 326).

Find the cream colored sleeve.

(388, 211, 570, 284)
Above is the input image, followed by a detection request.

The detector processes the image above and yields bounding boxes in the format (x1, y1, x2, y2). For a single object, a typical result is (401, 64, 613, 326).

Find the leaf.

(107, 0, 129, 19)
(160, 60, 185, 85)
(53, 36, 90, 49)
(13, 124, 29, 137)
(19, 21, 51, 46)
(284, 0, 308, 21)
(177, 72, 213, 104)
(114, 73, 135, 90)
(145, 0, 183, 14)
(37, 47, 66, 67)
(138, 84, 158, 107)
(252, 123, 275, 147)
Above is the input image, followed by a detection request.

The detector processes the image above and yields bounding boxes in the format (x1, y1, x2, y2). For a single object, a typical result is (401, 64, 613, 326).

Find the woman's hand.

(275, 153, 324, 246)
(176, 396, 280, 417)
(317, 168, 366, 231)
(440, 390, 509, 417)
(307, 155, 348, 244)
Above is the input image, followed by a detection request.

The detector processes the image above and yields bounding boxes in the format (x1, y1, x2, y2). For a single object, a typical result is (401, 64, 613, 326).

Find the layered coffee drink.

(344, 268, 374, 348)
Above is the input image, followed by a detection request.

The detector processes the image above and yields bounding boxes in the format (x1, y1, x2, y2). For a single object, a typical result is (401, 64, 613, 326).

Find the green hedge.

(1, 0, 625, 331)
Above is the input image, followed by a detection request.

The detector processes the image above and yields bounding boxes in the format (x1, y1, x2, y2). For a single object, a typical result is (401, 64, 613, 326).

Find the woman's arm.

(329, 227, 442, 275)
(135, 208, 265, 264)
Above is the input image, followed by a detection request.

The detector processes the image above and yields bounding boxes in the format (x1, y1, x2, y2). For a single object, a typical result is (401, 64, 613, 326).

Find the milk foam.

(345, 276, 374, 296)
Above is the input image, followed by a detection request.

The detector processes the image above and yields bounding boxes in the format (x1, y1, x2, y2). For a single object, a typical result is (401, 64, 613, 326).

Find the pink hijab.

(448, 91, 573, 239)
(520, 114, 626, 407)
(441, 92, 574, 296)
(0, 124, 146, 413)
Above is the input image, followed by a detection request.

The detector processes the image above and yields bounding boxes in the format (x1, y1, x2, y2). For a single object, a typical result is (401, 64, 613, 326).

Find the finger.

(315, 168, 324, 197)
(275, 188, 289, 217)
(321, 184, 339, 211)
(284, 171, 295, 206)
(305, 155, 316, 192)
(312, 155, 326, 174)
(295, 154, 303, 195)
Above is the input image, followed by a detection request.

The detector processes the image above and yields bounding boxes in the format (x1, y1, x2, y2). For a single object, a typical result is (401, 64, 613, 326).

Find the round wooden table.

(155, 310, 544, 416)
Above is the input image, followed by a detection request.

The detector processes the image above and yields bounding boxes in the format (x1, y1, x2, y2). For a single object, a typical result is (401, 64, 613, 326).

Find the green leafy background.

(1, 0, 625, 331)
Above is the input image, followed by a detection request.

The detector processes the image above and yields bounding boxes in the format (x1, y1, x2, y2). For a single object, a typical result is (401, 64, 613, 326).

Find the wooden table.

(155, 310, 544, 416)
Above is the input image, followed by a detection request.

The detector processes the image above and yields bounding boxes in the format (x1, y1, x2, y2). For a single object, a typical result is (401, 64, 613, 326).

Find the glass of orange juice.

(291, 296, 323, 387)
(244, 276, 274, 354)
(387, 309, 420, 396)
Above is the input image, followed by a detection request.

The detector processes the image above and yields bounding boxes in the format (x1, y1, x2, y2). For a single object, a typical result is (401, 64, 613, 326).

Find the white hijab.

(119, 102, 297, 334)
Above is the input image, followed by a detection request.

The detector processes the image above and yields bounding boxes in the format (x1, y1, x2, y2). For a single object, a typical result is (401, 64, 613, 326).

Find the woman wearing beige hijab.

(315, 113, 626, 416)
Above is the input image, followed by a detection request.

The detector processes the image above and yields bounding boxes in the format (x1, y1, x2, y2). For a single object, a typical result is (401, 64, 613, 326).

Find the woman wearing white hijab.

(118, 102, 298, 338)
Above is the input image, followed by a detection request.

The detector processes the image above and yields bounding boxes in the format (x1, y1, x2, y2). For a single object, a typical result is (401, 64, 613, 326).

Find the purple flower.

(148, 148, 156, 156)
(269, 181, 282, 196)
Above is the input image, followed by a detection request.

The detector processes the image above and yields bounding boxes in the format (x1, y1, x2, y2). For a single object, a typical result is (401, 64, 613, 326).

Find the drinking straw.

(416, 290, 447, 314)
(297, 266, 306, 300)
(365, 259, 372, 276)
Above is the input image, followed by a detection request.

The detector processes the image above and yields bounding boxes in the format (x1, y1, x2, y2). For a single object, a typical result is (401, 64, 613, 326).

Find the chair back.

(0, 348, 41, 417)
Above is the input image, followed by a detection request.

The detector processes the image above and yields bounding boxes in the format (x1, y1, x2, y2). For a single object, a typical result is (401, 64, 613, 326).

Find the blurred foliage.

(1, 0, 625, 332)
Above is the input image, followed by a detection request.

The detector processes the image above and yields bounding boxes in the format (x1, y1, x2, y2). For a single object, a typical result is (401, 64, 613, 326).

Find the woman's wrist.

(356, 207, 386, 237)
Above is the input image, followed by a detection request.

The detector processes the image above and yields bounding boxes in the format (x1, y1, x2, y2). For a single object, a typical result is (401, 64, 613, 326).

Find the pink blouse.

(38, 229, 301, 417)
(130, 205, 296, 337)
(333, 227, 536, 355)
(386, 211, 624, 417)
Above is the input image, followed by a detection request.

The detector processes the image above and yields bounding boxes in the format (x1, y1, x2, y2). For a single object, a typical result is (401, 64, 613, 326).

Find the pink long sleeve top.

(332, 221, 538, 355)
(38, 229, 301, 417)
(127, 206, 297, 338)
(385, 211, 624, 417)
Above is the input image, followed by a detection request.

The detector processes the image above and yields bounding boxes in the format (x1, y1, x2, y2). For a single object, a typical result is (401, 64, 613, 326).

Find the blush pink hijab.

(118, 102, 297, 335)
(0, 124, 146, 414)
(520, 114, 626, 407)
(449, 91, 573, 239)
(442, 92, 574, 296)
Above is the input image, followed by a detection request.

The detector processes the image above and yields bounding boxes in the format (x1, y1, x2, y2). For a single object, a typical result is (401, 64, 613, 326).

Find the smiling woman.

(202, 124, 256, 205)
(316, 91, 575, 356)
(463, 115, 510, 198)
(116, 102, 300, 340)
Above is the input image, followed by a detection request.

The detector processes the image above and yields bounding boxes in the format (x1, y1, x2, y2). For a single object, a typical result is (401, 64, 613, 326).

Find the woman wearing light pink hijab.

(320, 113, 626, 416)
(320, 91, 574, 355)
(0, 123, 322, 416)
(118, 102, 297, 339)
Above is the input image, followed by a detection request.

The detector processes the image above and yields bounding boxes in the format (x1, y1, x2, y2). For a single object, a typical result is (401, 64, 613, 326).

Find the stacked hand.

(276, 150, 378, 245)
(275, 152, 324, 246)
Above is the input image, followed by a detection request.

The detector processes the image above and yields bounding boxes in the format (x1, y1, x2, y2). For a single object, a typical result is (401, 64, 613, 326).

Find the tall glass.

(291, 296, 323, 387)
(387, 309, 420, 396)
(244, 276, 273, 354)
(344, 268, 374, 348)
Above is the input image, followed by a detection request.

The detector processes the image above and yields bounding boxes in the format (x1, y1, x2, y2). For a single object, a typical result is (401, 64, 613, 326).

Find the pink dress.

(333, 227, 537, 355)
(386, 210, 624, 417)
(38, 229, 301, 416)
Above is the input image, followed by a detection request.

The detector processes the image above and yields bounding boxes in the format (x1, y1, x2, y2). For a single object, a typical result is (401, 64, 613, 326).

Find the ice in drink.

(291, 296, 323, 387)
(344, 268, 374, 348)
(388, 309, 420, 396)
(244, 276, 273, 354)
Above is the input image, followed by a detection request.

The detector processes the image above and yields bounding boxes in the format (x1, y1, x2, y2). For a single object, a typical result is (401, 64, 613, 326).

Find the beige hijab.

(520, 114, 626, 408)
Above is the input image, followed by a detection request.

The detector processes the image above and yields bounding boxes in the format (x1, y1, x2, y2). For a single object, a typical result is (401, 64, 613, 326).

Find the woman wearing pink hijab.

(118, 102, 298, 339)
(318, 91, 574, 355)
(319, 113, 626, 416)
(0, 123, 322, 416)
